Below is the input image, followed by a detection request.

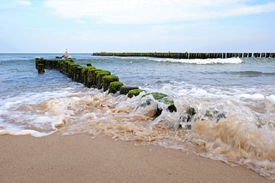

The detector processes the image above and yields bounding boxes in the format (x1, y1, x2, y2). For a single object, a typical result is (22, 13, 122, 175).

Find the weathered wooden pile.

(93, 52, 275, 59)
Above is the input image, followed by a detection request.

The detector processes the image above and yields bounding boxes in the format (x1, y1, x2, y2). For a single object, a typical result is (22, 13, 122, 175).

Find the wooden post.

(253, 53, 260, 57)
(37, 64, 45, 74)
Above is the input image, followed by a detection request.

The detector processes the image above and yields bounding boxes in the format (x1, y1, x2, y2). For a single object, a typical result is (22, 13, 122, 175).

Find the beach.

(1, 53, 275, 181)
(1, 0, 275, 181)
(0, 133, 272, 183)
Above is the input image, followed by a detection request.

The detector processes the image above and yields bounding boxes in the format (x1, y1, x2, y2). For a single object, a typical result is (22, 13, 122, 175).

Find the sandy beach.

(0, 134, 273, 183)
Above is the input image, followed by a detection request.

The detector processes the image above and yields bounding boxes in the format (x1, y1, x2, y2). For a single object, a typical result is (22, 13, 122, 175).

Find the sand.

(0, 133, 273, 183)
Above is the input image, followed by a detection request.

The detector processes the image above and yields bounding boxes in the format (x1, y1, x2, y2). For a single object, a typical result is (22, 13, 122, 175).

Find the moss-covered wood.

(37, 64, 45, 74)
(70, 64, 79, 81)
(253, 53, 260, 57)
(87, 69, 102, 88)
(68, 64, 77, 78)
(92, 52, 188, 59)
(82, 66, 96, 86)
(120, 86, 139, 95)
(35, 59, 44, 69)
(75, 66, 84, 82)
(142, 92, 167, 100)
(186, 107, 196, 122)
(108, 82, 123, 94)
(102, 75, 119, 91)
(67, 58, 74, 62)
(128, 89, 144, 98)
(96, 70, 111, 89)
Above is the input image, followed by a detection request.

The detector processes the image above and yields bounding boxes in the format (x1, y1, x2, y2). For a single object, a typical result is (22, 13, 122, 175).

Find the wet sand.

(0, 134, 273, 183)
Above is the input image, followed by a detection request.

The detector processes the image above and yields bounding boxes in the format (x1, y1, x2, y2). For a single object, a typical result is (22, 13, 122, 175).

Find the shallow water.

(1, 53, 275, 179)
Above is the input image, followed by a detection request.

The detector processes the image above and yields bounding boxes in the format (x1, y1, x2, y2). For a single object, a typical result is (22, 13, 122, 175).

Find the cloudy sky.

(0, 0, 275, 53)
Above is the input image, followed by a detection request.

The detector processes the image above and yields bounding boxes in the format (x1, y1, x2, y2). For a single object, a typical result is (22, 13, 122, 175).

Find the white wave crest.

(148, 57, 242, 64)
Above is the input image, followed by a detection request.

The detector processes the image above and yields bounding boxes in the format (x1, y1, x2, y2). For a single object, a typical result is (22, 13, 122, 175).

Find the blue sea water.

(1, 53, 275, 178)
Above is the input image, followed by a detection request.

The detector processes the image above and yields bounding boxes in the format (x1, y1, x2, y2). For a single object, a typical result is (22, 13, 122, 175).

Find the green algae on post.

(186, 107, 196, 122)
(89, 69, 102, 87)
(128, 89, 144, 98)
(102, 75, 119, 92)
(96, 70, 111, 89)
(120, 86, 139, 95)
(37, 64, 45, 74)
(108, 81, 124, 94)
(142, 92, 167, 100)
(205, 110, 212, 118)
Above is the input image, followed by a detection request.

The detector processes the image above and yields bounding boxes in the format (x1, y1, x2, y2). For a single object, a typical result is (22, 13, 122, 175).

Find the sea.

(1, 53, 275, 179)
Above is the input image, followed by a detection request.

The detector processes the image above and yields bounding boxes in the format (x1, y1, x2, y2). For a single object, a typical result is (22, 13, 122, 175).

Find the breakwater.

(35, 57, 138, 93)
(35, 57, 177, 118)
(92, 52, 275, 59)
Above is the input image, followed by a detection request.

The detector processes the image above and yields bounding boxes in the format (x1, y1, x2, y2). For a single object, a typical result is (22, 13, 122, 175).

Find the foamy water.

(1, 53, 275, 179)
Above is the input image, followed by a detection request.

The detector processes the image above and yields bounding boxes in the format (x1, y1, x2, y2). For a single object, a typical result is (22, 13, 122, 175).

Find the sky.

(0, 0, 275, 53)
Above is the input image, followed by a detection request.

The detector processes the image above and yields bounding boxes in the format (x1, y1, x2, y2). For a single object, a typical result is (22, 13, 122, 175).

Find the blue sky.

(0, 0, 275, 53)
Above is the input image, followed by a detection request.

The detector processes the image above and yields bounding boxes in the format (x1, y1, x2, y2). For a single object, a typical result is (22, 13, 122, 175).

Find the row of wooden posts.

(34, 57, 198, 120)
(92, 52, 275, 59)
(35, 58, 140, 95)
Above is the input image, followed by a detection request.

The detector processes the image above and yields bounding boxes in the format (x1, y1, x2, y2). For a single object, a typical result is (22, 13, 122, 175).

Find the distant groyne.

(92, 52, 275, 59)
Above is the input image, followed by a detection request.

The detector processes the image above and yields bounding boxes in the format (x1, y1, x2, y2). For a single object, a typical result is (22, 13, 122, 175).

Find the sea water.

(1, 53, 275, 179)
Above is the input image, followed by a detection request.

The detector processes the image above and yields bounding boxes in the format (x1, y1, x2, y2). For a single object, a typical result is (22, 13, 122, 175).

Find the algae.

(142, 92, 168, 100)
(96, 70, 111, 79)
(96, 71, 111, 89)
(102, 75, 119, 91)
(186, 107, 196, 122)
(120, 86, 139, 95)
(205, 110, 212, 118)
(128, 89, 144, 98)
(108, 82, 123, 94)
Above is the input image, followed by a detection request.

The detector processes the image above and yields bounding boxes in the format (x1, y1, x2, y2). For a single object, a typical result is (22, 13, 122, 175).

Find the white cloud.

(17, 1, 31, 6)
(44, 0, 275, 24)
(75, 19, 86, 24)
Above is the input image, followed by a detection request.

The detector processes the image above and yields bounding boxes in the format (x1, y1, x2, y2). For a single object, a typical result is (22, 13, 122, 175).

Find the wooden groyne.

(34, 57, 230, 126)
(92, 52, 275, 59)
(34, 57, 178, 119)
(34, 57, 159, 98)
(35, 57, 136, 93)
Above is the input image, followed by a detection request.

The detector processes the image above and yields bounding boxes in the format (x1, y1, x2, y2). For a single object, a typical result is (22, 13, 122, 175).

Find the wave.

(1, 82, 275, 179)
(120, 57, 243, 64)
